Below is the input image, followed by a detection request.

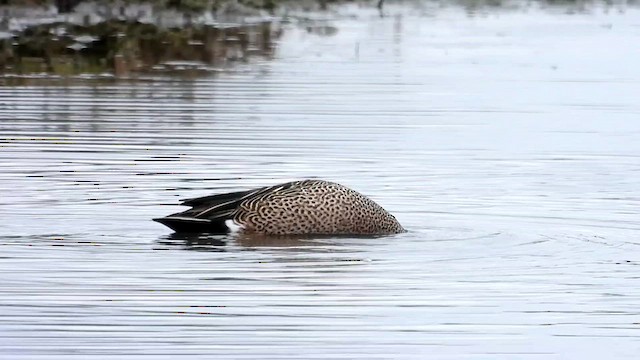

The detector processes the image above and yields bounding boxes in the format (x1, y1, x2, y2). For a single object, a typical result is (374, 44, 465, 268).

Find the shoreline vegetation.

(0, 0, 632, 13)
(0, 0, 634, 76)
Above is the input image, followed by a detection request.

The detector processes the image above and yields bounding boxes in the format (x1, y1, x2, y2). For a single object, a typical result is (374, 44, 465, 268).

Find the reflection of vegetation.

(0, 0, 279, 13)
(0, 19, 279, 75)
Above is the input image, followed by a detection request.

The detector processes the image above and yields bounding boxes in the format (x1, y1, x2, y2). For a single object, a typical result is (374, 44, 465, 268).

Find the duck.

(153, 179, 405, 235)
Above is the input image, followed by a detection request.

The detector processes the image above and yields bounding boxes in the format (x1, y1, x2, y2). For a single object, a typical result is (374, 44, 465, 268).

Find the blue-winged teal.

(154, 179, 405, 235)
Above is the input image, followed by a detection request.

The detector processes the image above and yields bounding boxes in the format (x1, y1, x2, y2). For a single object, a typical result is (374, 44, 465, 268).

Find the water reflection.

(157, 232, 229, 251)
(1, 19, 279, 75)
(156, 231, 388, 250)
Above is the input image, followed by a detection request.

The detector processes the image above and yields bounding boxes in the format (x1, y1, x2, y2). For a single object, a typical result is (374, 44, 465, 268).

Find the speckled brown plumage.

(154, 180, 405, 235)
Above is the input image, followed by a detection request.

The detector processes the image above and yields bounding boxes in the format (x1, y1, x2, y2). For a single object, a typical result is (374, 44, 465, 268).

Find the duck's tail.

(153, 188, 259, 233)
(152, 216, 228, 233)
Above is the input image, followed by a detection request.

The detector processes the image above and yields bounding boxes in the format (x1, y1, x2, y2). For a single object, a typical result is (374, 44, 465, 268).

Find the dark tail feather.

(153, 216, 229, 233)
(180, 189, 256, 207)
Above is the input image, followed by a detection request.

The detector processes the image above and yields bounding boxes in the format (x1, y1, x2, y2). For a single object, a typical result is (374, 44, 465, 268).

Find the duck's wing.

(153, 181, 310, 233)
(153, 187, 263, 233)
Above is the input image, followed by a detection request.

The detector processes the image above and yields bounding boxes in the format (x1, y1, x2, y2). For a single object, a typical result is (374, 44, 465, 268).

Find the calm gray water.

(1, 4, 640, 359)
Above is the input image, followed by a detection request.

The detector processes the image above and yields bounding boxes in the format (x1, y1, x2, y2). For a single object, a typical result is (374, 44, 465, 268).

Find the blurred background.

(1, 0, 639, 359)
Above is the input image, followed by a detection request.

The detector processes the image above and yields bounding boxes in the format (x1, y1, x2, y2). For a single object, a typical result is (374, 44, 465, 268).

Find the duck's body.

(154, 180, 404, 235)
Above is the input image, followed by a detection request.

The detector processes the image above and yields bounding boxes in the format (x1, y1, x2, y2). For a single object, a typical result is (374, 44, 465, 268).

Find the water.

(1, 3, 640, 359)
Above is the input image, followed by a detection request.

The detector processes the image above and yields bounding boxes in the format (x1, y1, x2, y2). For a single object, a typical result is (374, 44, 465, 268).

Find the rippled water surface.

(1, 4, 640, 359)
